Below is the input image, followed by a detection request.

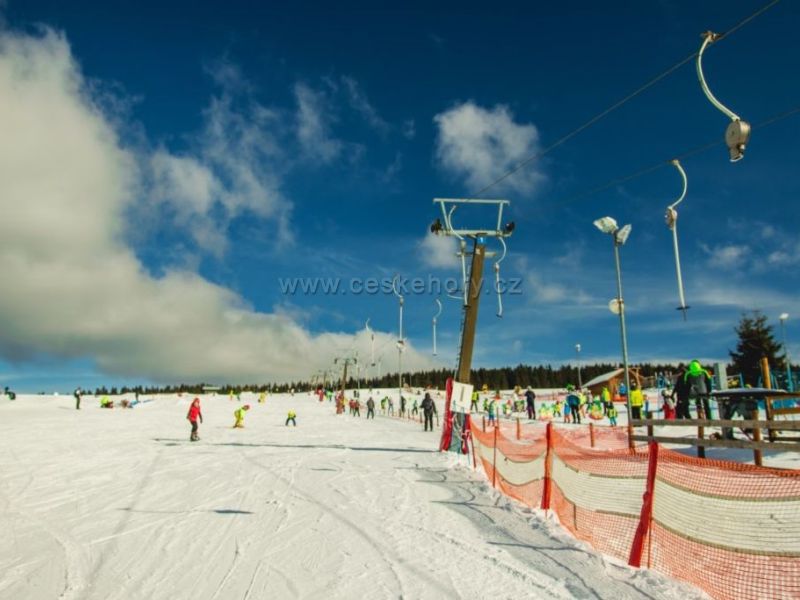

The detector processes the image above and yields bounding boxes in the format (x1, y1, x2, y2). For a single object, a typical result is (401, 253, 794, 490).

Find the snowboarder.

(233, 404, 250, 428)
(525, 388, 536, 420)
(366, 397, 375, 419)
(74, 387, 82, 410)
(187, 398, 203, 441)
(286, 410, 297, 426)
(421, 393, 437, 432)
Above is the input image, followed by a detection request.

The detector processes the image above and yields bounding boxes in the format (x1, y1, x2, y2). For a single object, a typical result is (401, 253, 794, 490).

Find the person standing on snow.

(233, 404, 250, 428)
(629, 381, 644, 420)
(421, 393, 437, 431)
(74, 387, 82, 410)
(286, 410, 297, 426)
(525, 388, 536, 420)
(685, 360, 713, 419)
(566, 385, 581, 424)
(187, 398, 203, 441)
(366, 397, 375, 419)
(470, 390, 480, 412)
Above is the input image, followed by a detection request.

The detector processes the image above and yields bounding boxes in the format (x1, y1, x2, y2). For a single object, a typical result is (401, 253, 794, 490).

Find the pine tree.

(729, 311, 786, 386)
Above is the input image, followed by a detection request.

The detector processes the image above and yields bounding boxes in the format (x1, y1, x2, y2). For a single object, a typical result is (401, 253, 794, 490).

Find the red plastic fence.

(469, 421, 800, 600)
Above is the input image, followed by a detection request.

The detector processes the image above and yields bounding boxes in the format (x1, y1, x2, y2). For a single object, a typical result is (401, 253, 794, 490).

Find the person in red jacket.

(187, 398, 203, 442)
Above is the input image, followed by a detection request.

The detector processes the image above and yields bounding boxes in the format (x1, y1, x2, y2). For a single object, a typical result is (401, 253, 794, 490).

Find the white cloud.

(434, 101, 545, 194)
(0, 26, 434, 383)
(417, 233, 460, 269)
(700, 243, 750, 269)
(145, 64, 293, 255)
(341, 76, 389, 134)
(295, 82, 342, 163)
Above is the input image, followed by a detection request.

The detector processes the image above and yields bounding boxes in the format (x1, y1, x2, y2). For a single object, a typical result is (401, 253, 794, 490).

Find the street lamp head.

(503, 221, 516, 234)
(780, 313, 789, 322)
(430, 218, 443, 235)
(615, 224, 632, 246)
(575, 343, 581, 352)
(593, 217, 618, 234)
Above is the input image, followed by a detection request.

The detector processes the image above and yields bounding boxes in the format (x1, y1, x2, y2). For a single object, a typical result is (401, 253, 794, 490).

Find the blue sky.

(0, 0, 798, 391)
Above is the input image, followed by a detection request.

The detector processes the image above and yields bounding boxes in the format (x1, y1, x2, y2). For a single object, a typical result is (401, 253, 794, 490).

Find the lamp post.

(780, 313, 792, 392)
(575, 343, 582, 388)
(594, 217, 633, 428)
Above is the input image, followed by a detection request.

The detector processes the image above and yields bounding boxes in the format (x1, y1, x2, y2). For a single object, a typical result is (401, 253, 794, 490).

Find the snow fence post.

(628, 440, 659, 568)
(492, 422, 498, 488)
(516, 417, 521, 440)
(541, 421, 553, 511)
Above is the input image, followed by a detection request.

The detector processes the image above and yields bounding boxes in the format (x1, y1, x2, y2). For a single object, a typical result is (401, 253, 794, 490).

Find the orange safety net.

(647, 448, 800, 600)
(467, 422, 800, 600)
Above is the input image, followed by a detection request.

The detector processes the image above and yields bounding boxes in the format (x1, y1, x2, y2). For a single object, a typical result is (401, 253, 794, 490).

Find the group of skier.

(185, 398, 299, 441)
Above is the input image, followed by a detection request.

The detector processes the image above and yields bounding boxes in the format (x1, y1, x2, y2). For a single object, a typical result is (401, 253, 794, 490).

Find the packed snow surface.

(0, 391, 708, 599)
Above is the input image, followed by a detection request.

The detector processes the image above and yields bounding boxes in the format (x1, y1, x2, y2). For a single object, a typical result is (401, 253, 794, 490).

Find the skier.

(233, 404, 250, 428)
(629, 382, 644, 420)
(487, 396, 497, 426)
(525, 387, 536, 420)
(607, 403, 618, 427)
(566, 386, 581, 424)
(685, 360, 713, 419)
(187, 398, 203, 441)
(366, 397, 375, 419)
(470, 390, 479, 412)
(421, 393, 437, 432)
(661, 384, 676, 420)
(74, 387, 82, 410)
(601, 387, 612, 415)
(286, 410, 297, 426)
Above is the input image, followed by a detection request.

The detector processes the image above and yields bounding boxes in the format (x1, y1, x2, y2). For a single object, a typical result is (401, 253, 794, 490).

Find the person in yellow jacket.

(258, 392, 266, 404)
(286, 410, 297, 427)
(629, 382, 644, 420)
(233, 404, 250, 428)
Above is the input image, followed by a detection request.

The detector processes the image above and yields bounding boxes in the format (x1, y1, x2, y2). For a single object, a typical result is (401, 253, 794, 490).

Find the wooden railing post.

(516, 417, 521, 440)
(751, 409, 763, 466)
(589, 422, 595, 448)
(697, 423, 706, 459)
(482, 416, 486, 432)
(646, 411, 653, 439)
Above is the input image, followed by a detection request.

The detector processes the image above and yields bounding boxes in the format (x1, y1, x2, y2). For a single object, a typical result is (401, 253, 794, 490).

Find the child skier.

(187, 398, 203, 441)
(607, 404, 618, 427)
(286, 410, 297, 426)
(233, 404, 250, 428)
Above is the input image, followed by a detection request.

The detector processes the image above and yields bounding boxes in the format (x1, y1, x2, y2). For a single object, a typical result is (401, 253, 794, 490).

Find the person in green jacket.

(233, 404, 250, 428)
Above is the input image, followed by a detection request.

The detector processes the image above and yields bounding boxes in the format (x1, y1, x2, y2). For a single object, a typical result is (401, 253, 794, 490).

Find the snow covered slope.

(0, 393, 706, 599)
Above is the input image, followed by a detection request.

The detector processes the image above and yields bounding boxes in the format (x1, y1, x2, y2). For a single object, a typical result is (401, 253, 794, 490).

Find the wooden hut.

(584, 367, 642, 399)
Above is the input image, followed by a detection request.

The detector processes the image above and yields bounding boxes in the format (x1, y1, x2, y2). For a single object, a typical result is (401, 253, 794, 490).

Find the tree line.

(89, 311, 793, 395)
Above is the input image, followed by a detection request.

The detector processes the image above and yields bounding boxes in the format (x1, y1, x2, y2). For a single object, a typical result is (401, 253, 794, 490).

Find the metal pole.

(614, 240, 633, 423)
(576, 344, 582, 388)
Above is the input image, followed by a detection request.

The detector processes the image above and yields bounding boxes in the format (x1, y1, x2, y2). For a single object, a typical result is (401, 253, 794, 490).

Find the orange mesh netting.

(647, 447, 800, 600)
(466, 421, 800, 600)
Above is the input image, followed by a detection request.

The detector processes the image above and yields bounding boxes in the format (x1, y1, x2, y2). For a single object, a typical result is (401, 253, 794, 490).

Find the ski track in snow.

(0, 392, 709, 600)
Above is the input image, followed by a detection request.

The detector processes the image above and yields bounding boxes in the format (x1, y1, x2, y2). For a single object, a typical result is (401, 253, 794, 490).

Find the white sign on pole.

(451, 381, 474, 414)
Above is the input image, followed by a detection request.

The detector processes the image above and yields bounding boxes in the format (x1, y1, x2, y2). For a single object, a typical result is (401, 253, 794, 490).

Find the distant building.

(583, 368, 642, 399)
